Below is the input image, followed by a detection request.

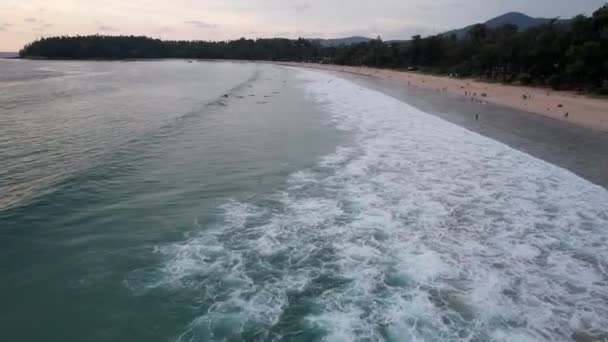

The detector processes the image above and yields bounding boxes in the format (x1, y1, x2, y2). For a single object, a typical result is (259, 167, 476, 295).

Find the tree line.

(20, 36, 320, 62)
(20, 4, 608, 93)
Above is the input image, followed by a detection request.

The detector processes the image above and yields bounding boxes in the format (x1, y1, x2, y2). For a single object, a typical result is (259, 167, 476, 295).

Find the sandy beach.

(282, 62, 608, 132)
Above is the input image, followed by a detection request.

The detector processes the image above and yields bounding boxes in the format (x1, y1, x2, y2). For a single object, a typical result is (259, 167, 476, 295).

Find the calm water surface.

(1, 60, 607, 342)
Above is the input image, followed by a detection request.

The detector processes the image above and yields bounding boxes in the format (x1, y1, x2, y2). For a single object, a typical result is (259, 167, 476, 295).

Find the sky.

(1, 0, 606, 51)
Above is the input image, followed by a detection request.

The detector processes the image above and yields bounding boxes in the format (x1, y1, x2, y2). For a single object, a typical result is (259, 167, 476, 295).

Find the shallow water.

(1, 60, 607, 342)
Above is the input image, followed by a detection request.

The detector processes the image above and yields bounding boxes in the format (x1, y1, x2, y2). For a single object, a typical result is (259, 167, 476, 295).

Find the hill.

(308, 36, 371, 47)
(443, 12, 568, 38)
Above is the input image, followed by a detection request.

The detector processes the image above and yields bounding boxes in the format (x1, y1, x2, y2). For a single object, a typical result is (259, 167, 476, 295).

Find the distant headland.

(18, 4, 608, 94)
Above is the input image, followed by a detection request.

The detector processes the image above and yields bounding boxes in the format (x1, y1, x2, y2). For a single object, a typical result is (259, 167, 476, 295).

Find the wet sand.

(283, 63, 608, 132)
(281, 63, 608, 189)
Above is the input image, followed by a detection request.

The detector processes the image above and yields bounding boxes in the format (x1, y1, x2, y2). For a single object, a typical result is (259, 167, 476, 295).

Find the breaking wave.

(153, 69, 608, 341)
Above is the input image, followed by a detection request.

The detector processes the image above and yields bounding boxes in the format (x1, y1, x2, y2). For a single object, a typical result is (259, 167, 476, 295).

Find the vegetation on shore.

(20, 4, 608, 93)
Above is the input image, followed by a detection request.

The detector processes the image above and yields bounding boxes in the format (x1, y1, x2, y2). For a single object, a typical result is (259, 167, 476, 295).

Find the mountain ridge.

(306, 36, 371, 47)
(442, 12, 569, 38)
(307, 12, 570, 46)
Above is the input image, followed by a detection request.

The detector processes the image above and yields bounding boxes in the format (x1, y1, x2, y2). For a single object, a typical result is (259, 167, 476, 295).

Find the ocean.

(0, 52, 18, 59)
(1, 59, 607, 342)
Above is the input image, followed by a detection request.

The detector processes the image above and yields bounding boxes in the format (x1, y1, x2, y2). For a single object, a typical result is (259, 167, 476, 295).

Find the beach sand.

(282, 62, 608, 132)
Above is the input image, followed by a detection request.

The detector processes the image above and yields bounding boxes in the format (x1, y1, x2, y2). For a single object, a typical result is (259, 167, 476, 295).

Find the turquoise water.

(0, 60, 340, 341)
(2, 60, 608, 342)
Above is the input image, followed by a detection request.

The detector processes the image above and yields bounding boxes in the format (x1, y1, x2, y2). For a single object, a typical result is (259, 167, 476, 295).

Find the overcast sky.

(1, 0, 606, 51)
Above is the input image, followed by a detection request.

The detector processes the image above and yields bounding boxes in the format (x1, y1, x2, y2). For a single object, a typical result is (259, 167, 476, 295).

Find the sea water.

(1, 60, 607, 341)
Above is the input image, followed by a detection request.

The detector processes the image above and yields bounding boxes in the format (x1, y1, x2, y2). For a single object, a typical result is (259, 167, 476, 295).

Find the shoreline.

(280, 62, 608, 132)
(281, 61, 608, 189)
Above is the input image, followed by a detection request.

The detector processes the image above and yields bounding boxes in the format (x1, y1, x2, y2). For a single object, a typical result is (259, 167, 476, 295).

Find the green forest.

(20, 4, 608, 93)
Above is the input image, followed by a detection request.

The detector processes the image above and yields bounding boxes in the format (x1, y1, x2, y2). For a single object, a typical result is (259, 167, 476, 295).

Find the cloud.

(205, 2, 311, 13)
(184, 20, 218, 29)
(98, 25, 119, 32)
(33, 22, 54, 32)
(416, 2, 464, 12)
(154, 25, 174, 34)
(23, 17, 55, 33)
(291, 3, 311, 12)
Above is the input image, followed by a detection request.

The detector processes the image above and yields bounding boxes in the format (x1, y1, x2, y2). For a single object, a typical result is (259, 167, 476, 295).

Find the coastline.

(281, 61, 608, 189)
(280, 62, 608, 132)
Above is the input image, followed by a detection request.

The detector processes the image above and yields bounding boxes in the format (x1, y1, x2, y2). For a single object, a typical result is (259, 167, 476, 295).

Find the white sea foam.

(155, 69, 608, 341)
